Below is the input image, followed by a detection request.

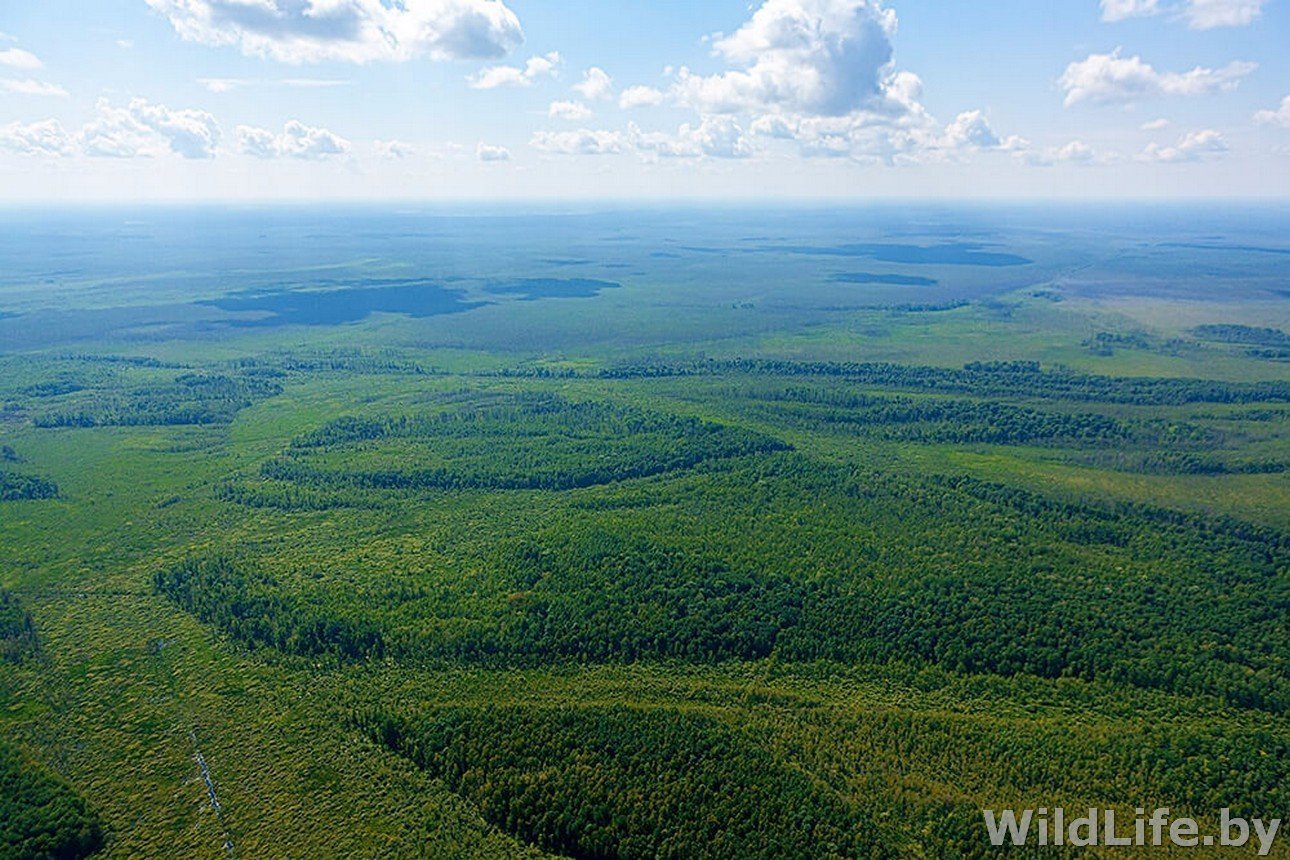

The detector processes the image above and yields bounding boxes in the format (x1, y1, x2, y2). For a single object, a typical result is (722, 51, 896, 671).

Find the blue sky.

(0, 0, 1286, 200)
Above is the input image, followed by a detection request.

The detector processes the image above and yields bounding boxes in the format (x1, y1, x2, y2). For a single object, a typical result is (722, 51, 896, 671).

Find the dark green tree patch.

(33, 373, 281, 428)
(0, 589, 40, 664)
(357, 705, 872, 860)
(0, 740, 105, 860)
(260, 394, 790, 493)
(0, 470, 59, 502)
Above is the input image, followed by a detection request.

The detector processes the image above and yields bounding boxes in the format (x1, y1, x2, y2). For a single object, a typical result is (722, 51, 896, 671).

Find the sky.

(0, 0, 1287, 201)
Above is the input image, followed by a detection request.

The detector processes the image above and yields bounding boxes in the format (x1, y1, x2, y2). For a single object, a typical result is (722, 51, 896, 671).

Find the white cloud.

(760, 107, 1021, 163)
(80, 111, 153, 158)
(1100, 0, 1161, 20)
(145, 0, 524, 64)
(0, 48, 42, 71)
(1254, 95, 1290, 127)
(750, 114, 798, 139)
(531, 128, 625, 155)
(374, 138, 415, 158)
(572, 67, 613, 101)
(1183, 0, 1265, 28)
(129, 99, 222, 158)
(645, 0, 1016, 166)
(1141, 128, 1228, 162)
(0, 79, 68, 97)
(1024, 140, 1104, 166)
(548, 100, 592, 120)
(941, 110, 1001, 149)
(236, 120, 349, 159)
(235, 125, 278, 159)
(80, 98, 220, 159)
(631, 116, 754, 159)
(619, 85, 664, 110)
(117, 39, 135, 50)
(476, 141, 511, 161)
(1053, 140, 1099, 163)
(0, 119, 74, 157)
(469, 51, 560, 89)
(800, 134, 854, 158)
(1059, 51, 1255, 106)
(1141, 117, 1170, 130)
(672, 0, 900, 117)
(930, 111, 1028, 158)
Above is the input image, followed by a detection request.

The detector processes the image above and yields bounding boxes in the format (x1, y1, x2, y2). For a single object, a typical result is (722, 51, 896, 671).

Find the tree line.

(597, 359, 1290, 405)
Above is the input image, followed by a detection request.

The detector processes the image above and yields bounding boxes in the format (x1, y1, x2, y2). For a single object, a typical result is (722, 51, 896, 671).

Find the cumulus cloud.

(548, 100, 592, 120)
(619, 85, 664, 110)
(0, 48, 42, 70)
(80, 98, 220, 158)
(630, 116, 754, 159)
(145, 0, 524, 64)
(941, 110, 1002, 149)
(1141, 117, 1170, 130)
(236, 120, 349, 159)
(1059, 51, 1255, 106)
(531, 128, 625, 155)
(374, 138, 415, 158)
(469, 51, 559, 89)
(928, 111, 1026, 157)
(634, 0, 1018, 166)
(0, 119, 74, 156)
(572, 67, 613, 101)
(749, 114, 798, 139)
(1141, 128, 1228, 162)
(1254, 95, 1290, 127)
(476, 141, 510, 160)
(0, 79, 68, 97)
(1100, 0, 1161, 20)
(671, 0, 900, 117)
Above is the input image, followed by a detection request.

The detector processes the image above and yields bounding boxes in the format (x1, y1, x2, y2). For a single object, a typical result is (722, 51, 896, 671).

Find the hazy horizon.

(1, 0, 1288, 202)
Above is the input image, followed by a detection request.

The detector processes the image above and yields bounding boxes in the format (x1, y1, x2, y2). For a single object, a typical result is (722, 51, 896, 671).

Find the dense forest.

(259, 394, 789, 493)
(746, 385, 1219, 448)
(356, 705, 875, 859)
(32, 372, 282, 428)
(157, 448, 1289, 712)
(0, 740, 105, 860)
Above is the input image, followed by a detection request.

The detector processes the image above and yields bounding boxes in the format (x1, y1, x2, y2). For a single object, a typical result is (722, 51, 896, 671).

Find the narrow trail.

(190, 728, 236, 857)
